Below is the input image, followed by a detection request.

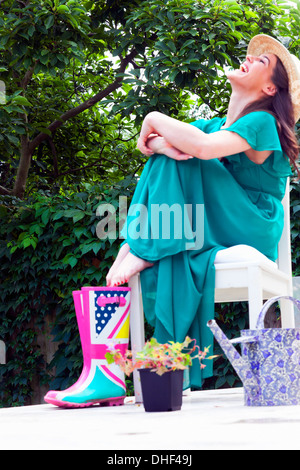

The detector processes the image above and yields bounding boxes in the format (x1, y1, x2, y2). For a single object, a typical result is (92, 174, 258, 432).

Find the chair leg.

(248, 267, 295, 329)
(280, 297, 295, 328)
(247, 266, 264, 329)
(128, 274, 145, 403)
(0, 340, 6, 365)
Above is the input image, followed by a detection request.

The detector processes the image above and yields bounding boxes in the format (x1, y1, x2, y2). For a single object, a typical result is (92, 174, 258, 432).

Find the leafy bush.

(0, 179, 136, 407)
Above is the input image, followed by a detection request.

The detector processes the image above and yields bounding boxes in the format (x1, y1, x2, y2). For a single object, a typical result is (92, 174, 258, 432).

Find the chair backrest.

(277, 178, 292, 277)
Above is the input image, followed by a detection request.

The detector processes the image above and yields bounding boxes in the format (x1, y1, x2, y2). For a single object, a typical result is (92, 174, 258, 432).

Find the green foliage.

(1, 0, 299, 196)
(0, 179, 136, 407)
(110, 0, 300, 123)
(0, 0, 91, 152)
(0, 0, 299, 404)
(0, 0, 146, 196)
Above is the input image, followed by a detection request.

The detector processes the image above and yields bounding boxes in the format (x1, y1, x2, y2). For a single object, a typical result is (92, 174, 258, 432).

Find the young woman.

(107, 34, 300, 388)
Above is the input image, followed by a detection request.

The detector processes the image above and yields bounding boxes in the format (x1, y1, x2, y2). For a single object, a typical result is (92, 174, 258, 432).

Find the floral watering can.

(207, 296, 300, 407)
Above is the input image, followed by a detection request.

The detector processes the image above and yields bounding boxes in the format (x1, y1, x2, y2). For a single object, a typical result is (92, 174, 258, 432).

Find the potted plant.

(105, 337, 209, 412)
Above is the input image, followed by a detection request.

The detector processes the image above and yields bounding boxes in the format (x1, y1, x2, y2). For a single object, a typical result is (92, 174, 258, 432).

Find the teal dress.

(122, 111, 293, 389)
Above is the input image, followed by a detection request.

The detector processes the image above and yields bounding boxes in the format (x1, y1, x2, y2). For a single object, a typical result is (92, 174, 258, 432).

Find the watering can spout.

(207, 320, 260, 400)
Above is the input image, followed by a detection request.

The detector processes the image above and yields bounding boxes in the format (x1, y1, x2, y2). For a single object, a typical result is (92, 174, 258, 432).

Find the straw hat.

(247, 34, 300, 123)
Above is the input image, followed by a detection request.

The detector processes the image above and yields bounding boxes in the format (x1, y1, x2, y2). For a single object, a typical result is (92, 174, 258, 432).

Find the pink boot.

(44, 287, 130, 408)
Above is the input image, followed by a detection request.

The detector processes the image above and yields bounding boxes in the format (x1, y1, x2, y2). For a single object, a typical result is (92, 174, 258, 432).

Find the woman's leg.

(106, 242, 130, 286)
(107, 154, 199, 287)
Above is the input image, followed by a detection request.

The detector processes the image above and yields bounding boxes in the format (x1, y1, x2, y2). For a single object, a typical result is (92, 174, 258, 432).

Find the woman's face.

(227, 53, 278, 97)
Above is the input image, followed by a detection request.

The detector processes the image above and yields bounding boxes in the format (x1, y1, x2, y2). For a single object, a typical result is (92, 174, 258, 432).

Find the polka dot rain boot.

(44, 286, 130, 408)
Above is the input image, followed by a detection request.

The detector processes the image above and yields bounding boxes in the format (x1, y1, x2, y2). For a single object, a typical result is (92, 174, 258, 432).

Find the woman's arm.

(144, 134, 193, 161)
(137, 111, 271, 163)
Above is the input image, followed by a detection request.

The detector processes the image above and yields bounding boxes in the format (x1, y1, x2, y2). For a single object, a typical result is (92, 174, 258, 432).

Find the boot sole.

(44, 396, 125, 409)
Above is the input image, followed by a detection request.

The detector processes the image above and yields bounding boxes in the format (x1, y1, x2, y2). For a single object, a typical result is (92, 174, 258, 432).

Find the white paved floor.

(1, 387, 300, 450)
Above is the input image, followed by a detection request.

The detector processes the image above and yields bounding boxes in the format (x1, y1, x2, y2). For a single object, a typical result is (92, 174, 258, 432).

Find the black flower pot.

(138, 368, 184, 412)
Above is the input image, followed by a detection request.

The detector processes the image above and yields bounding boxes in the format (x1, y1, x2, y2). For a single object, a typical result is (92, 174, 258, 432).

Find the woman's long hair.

(238, 57, 300, 177)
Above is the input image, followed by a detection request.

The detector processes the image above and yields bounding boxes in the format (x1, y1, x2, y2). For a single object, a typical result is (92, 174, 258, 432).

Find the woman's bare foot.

(106, 243, 130, 286)
(109, 252, 154, 286)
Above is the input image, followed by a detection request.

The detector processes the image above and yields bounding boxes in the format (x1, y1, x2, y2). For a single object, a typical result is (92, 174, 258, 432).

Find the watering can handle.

(256, 295, 300, 330)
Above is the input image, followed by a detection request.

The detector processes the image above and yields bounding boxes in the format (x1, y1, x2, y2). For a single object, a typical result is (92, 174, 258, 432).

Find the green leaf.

(12, 96, 32, 107)
(28, 25, 35, 37)
(68, 256, 78, 268)
(39, 54, 49, 65)
(45, 15, 54, 30)
(52, 210, 65, 221)
(35, 127, 52, 136)
(167, 11, 175, 24)
(41, 209, 51, 225)
(181, 39, 196, 50)
(57, 5, 70, 13)
(4, 105, 27, 114)
(62, 209, 85, 222)
(6, 134, 19, 145)
(62, 253, 78, 267)
(72, 211, 85, 223)
(74, 226, 86, 239)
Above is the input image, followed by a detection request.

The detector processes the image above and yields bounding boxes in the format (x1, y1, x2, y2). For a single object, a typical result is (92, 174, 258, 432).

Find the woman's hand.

(136, 114, 156, 156)
(137, 134, 193, 161)
(137, 111, 200, 158)
(150, 136, 193, 160)
(137, 112, 194, 160)
(161, 145, 194, 161)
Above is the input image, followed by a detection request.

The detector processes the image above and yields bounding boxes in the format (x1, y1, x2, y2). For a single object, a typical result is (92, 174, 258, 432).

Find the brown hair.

(238, 57, 300, 177)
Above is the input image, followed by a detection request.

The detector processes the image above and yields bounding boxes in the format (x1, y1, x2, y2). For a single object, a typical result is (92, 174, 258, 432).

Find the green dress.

(122, 111, 293, 389)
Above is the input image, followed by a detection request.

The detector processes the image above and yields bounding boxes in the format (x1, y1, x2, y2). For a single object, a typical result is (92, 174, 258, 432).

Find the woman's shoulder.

(221, 110, 282, 155)
(233, 110, 277, 127)
(225, 111, 278, 140)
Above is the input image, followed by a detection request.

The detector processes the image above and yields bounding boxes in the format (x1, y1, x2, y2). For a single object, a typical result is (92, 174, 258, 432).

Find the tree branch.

(19, 64, 36, 90)
(28, 47, 139, 154)
(56, 159, 115, 177)
(55, 151, 126, 177)
(13, 134, 31, 198)
(0, 185, 12, 195)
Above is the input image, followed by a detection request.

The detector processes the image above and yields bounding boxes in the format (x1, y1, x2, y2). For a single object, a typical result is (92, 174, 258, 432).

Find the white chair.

(294, 276, 300, 298)
(214, 178, 294, 330)
(293, 276, 300, 327)
(0, 341, 6, 365)
(129, 178, 294, 402)
(129, 274, 145, 403)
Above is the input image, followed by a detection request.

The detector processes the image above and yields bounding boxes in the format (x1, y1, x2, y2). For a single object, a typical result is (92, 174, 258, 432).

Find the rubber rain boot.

(44, 286, 131, 408)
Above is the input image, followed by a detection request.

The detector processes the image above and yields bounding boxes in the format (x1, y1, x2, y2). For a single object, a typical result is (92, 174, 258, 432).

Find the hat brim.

(247, 34, 300, 122)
